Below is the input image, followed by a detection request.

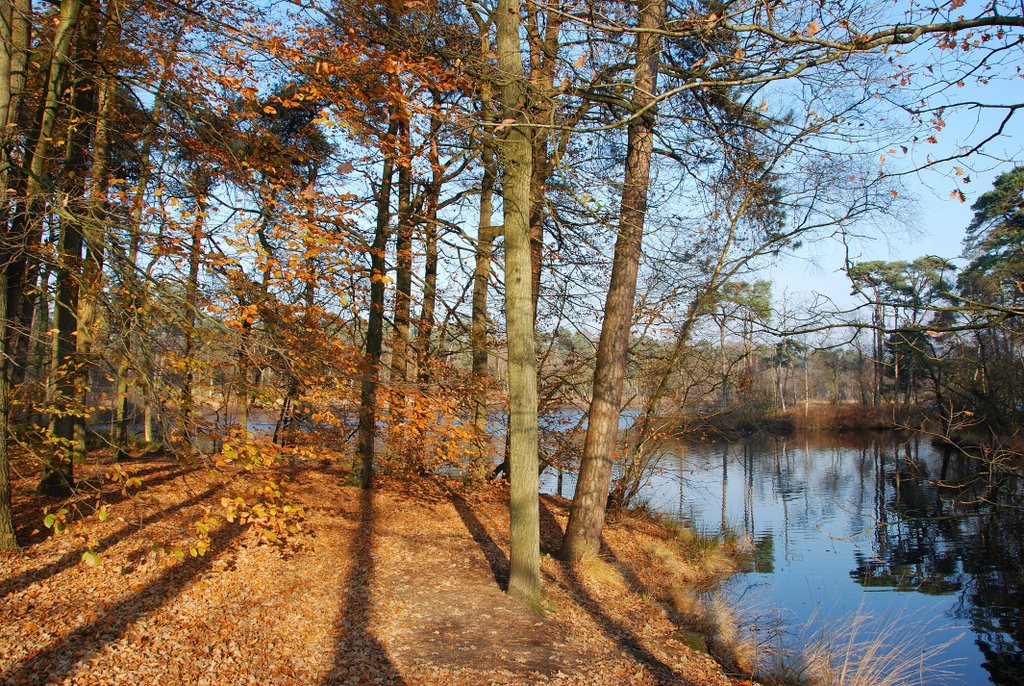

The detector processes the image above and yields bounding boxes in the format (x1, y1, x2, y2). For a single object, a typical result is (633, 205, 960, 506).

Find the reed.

(752, 610, 963, 686)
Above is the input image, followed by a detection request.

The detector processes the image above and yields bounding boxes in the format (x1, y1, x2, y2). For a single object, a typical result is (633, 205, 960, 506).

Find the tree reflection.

(847, 438, 1023, 685)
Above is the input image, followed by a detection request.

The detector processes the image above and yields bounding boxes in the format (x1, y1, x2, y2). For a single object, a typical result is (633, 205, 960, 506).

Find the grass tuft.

(752, 610, 963, 686)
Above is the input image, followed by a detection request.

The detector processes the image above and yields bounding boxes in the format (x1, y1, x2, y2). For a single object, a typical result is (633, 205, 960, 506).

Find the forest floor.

(1, 450, 758, 686)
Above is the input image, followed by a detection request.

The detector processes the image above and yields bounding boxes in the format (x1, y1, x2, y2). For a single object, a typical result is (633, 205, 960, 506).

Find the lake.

(540, 432, 1023, 685)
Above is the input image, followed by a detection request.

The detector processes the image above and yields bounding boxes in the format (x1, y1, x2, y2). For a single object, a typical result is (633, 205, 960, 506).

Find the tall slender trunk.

(873, 299, 883, 407)
(4, 0, 81, 476)
(113, 32, 180, 458)
(560, 0, 665, 563)
(0, 254, 15, 548)
(471, 22, 498, 469)
(73, 11, 116, 458)
(351, 117, 398, 488)
(389, 113, 413, 385)
(29, 262, 50, 385)
(471, 143, 497, 462)
(180, 190, 207, 439)
(0, 3, 31, 480)
(496, 0, 541, 610)
(719, 314, 729, 408)
(0, 0, 30, 174)
(804, 350, 810, 417)
(524, 0, 563, 320)
(416, 109, 441, 384)
(11, 0, 83, 318)
(41, 2, 99, 493)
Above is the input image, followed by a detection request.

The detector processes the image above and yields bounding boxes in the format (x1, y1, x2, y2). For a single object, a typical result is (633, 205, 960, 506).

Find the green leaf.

(44, 514, 57, 528)
(82, 551, 102, 567)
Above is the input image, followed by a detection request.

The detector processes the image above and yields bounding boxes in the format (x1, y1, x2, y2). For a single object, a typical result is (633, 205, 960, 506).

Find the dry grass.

(752, 611, 963, 686)
(578, 550, 628, 591)
(627, 522, 756, 673)
(787, 403, 926, 432)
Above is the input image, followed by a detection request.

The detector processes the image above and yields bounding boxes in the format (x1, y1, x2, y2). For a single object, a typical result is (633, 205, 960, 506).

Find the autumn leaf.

(807, 21, 821, 37)
(493, 117, 517, 132)
(950, 188, 966, 203)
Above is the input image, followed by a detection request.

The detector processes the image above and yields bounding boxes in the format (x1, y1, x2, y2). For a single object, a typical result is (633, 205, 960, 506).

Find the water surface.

(542, 432, 1023, 685)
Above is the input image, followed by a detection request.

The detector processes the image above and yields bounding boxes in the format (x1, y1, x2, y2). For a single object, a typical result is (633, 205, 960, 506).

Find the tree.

(495, 0, 542, 610)
(960, 166, 1024, 308)
(561, 0, 667, 564)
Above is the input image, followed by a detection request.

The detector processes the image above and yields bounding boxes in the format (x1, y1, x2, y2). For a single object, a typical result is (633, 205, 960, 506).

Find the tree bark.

(524, 0, 563, 320)
(470, 19, 498, 469)
(471, 143, 497, 463)
(416, 107, 441, 384)
(561, 0, 665, 563)
(351, 117, 398, 489)
(0, 0, 30, 547)
(41, 1, 99, 494)
(496, 0, 541, 610)
(0, 260, 16, 548)
(73, 6, 116, 459)
(180, 185, 208, 443)
(389, 113, 413, 385)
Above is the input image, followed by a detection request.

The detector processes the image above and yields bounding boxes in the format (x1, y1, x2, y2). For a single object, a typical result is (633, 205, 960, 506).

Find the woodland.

(1, 0, 1024, 682)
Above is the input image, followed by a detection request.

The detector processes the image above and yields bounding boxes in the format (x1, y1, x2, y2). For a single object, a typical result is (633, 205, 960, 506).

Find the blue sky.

(769, 101, 1024, 310)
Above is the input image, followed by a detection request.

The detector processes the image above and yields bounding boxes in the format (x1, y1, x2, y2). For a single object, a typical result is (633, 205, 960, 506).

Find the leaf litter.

(1, 453, 757, 685)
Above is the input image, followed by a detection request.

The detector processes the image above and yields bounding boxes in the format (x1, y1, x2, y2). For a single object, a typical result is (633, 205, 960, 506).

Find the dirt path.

(0, 456, 753, 685)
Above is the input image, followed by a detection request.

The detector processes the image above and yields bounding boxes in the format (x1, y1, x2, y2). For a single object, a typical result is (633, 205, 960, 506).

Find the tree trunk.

(0, 0, 30, 176)
(73, 13, 116, 459)
(471, 22, 498, 470)
(113, 31, 180, 458)
(0, 4, 31, 493)
(351, 117, 398, 489)
(41, 2, 99, 493)
(416, 108, 441, 383)
(5, 0, 82, 494)
(29, 263, 51, 386)
(471, 142, 497, 463)
(0, 263, 16, 549)
(560, 0, 664, 563)
(496, 0, 541, 610)
(180, 190, 207, 441)
(389, 113, 413, 385)
(524, 0, 563, 321)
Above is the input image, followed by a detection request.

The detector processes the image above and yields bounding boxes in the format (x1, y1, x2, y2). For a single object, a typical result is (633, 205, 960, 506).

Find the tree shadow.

(0, 522, 242, 685)
(1, 480, 227, 598)
(537, 500, 677, 681)
(12, 464, 189, 546)
(449, 490, 509, 590)
(320, 487, 405, 685)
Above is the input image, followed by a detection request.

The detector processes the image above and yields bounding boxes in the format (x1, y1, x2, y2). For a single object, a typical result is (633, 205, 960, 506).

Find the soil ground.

(1, 452, 756, 685)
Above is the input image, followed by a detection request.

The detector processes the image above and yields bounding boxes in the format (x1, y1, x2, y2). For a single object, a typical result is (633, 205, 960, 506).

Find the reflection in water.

(540, 432, 1023, 686)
